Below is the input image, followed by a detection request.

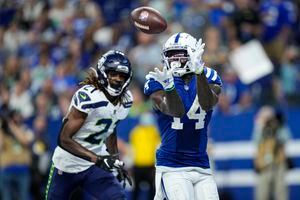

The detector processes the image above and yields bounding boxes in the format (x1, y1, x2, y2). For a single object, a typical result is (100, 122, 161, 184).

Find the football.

(131, 6, 167, 34)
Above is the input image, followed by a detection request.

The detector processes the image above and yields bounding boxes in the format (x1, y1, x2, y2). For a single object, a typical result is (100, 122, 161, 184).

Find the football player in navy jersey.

(46, 50, 133, 200)
(144, 33, 222, 200)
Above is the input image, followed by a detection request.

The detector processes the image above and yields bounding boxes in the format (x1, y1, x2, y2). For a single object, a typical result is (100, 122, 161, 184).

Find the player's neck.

(104, 90, 119, 106)
(182, 74, 193, 85)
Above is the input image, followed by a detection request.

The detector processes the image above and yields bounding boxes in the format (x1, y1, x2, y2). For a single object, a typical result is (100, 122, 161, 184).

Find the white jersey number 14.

(171, 96, 206, 130)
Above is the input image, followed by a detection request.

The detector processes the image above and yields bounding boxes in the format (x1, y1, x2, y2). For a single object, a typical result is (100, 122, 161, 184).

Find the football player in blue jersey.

(46, 50, 133, 200)
(144, 33, 222, 200)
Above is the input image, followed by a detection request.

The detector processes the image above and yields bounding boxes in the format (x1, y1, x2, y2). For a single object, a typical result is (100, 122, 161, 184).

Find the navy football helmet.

(97, 50, 132, 96)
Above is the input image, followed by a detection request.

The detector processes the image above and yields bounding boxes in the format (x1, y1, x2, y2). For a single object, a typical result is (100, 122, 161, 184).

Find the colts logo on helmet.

(139, 11, 149, 21)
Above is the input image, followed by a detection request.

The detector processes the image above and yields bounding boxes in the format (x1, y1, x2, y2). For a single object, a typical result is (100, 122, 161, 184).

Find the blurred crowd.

(0, 0, 299, 199)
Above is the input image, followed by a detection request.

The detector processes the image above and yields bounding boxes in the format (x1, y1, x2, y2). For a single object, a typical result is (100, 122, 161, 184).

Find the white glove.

(146, 66, 175, 91)
(187, 38, 205, 75)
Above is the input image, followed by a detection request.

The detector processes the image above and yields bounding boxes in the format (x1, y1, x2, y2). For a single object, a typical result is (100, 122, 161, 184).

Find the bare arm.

(149, 89, 185, 117)
(196, 73, 221, 111)
(58, 107, 98, 163)
(106, 130, 118, 155)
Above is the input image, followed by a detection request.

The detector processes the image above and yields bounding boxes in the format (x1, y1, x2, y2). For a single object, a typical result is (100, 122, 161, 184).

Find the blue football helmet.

(97, 50, 132, 96)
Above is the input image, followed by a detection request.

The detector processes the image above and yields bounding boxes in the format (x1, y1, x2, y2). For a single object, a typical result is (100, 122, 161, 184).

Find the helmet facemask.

(163, 49, 192, 77)
(106, 70, 131, 97)
(97, 50, 132, 97)
(162, 32, 198, 77)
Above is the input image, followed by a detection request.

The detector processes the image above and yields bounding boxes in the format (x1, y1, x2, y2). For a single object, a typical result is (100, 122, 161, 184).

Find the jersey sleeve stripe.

(123, 101, 133, 108)
(82, 101, 108, 109)
(123, 104, 132, 108)
(208, 69, 215, 80)
(212, 71, 218, 81)
(205, 67, 212, 78)
(73, 96, 78, 106)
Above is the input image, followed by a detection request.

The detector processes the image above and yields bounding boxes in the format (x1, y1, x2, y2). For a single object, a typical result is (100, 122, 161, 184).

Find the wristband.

(165, 84, 175, 92)
(163, 79, 175, 92)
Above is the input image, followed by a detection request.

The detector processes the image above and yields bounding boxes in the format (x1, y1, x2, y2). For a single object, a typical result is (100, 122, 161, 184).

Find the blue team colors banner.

(209, 108, 300, 200)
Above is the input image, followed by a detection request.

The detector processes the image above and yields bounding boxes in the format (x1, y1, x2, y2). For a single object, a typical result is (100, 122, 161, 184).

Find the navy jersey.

(144, 67, 222, 168)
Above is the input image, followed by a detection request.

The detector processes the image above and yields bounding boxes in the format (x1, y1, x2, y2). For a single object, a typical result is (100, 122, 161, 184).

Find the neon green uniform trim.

(45, 163, 55, 200)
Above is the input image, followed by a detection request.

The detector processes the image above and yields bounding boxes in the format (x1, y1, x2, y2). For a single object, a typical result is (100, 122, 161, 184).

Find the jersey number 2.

(84, 119, 112, 144)
(171, 96, 206, 130)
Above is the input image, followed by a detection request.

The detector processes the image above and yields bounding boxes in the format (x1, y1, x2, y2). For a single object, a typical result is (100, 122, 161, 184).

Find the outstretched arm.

(187, 39, 221, 111)
(146, 67, 185, 117)
(196, 74, 221, 111)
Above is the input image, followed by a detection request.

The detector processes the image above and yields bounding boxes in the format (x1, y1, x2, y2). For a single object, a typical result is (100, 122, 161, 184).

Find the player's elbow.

(201, 100, 216, 111)
(59, 133, 73, 149)
(200, 94, 218, 111)
(199, 101, 213, 111)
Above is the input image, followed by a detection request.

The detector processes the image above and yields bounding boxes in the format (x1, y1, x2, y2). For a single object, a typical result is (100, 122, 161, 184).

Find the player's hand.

(95, 154, 124, 172)
(116, 167, 132, 188)
(187, 38, 205, 75)
(145, 66, 175, 92)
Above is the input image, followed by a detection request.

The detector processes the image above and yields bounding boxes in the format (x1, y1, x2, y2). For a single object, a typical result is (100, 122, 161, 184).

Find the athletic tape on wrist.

(165, 84, 175, 92)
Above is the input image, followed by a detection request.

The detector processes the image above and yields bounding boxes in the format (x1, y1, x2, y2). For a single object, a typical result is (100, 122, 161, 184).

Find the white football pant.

(154, 170, 219, 200)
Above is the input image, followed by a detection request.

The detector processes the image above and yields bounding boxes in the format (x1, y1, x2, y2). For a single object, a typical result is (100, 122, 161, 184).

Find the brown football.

(131, 6, 167, 34)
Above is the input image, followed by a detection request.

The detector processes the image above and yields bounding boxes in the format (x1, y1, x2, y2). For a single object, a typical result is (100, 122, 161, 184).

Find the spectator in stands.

(53, 60, 78, 92)
(221, 66, 254, 114)
(34, 93, 51, 117)
(9, 74, 34, 119)
(179, 0, 210, 38)
(253, 107, 291, 200)
(0, 110, 34, 200)
(280, 45, 300, 105)
(260, 0, 296, 75)
(21, 0, 45, 30)
(31, 51, 55, 94)
(48, 0, 74, 30)
(129, 112, 160, 200)
(30, 115, 51, 200)
(225, 0, 261, 43)
(203, 26, 227, 72)
(2, 55, 21, 89)
(0, 27, 9, 70)
(3, 20, 27, 54)
(129, 32, 162, 85)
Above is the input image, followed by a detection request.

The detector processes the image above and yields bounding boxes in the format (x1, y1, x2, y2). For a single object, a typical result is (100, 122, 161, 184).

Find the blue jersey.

(144, 67, 222, 168)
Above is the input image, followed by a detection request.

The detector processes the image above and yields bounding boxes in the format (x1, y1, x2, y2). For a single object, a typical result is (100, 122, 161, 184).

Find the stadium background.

(0, 0, 299, 199)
